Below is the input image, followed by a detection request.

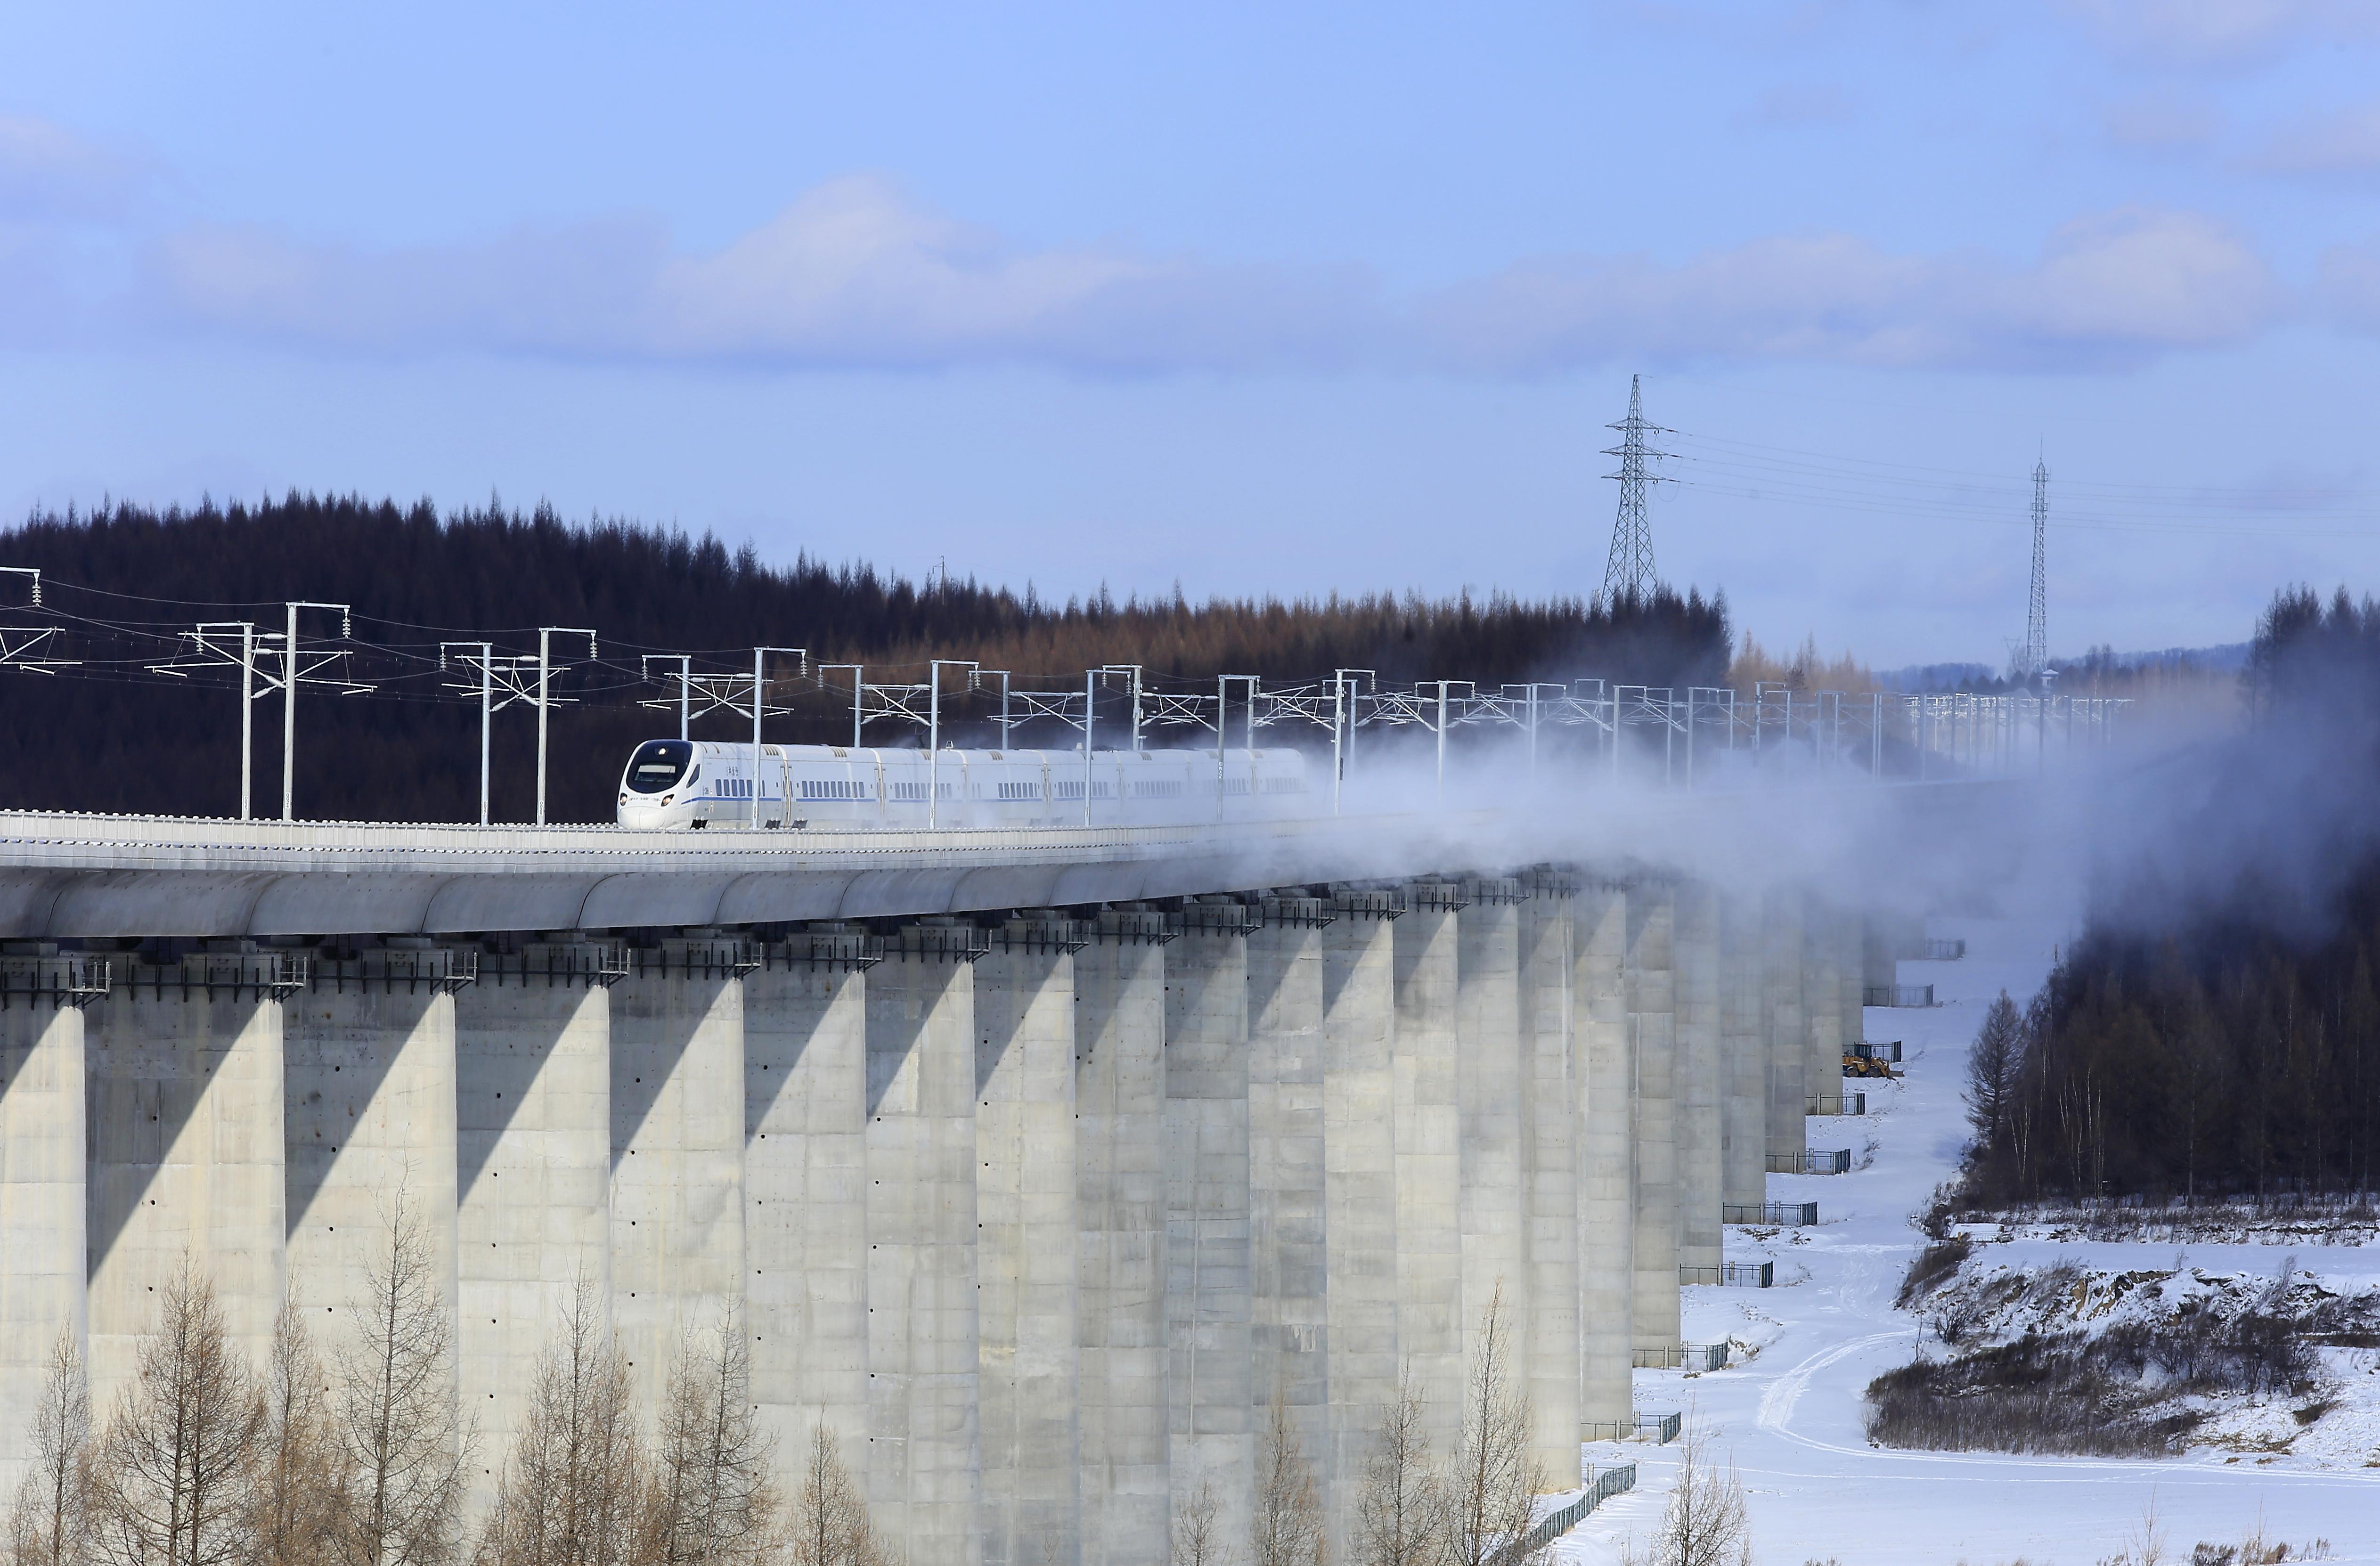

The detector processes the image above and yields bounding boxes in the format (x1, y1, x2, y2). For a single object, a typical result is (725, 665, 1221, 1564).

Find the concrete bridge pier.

(1320, 888, 1399, 1559)
(454, 939, 621, 1508)
(745, 929, 878, 1473)
(85, 950, 297, 1409)
(1803, 908, 1845, 1118)
(0, 953, 102, 1499)
(610, 937, 753, 1411)
(283, 944, 467, 1406)
(1574, 881, 1632, 1426)
(1163, 900, 1255, 1549)
(1072, 909, 1171, 1566)
(975, 915, 1084, 1566)
(1393, 881, 1466, 1457)
(1518, 874, 1580, 1484)
(866, 921, 988, 1566)
(1246, 896, 1331, 1517)
(1675, 884, 1722, 1278)
(1763, 890, 1807, 1160)
(1627, 883, 1680, 1354)
(1718, 895, 1767, 1210)
(1454, 882, 1525, 1416)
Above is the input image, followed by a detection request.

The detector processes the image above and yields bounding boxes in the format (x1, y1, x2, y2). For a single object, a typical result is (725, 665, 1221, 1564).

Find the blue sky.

(3, 1, 2379, 666)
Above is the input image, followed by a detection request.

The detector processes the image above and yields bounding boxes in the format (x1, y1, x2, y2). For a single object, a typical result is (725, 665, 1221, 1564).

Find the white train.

(615, 740, 1315, 830)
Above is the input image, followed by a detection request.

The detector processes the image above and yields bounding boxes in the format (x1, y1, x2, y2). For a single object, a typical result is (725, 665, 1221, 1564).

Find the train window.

(626, 740, 693, 794)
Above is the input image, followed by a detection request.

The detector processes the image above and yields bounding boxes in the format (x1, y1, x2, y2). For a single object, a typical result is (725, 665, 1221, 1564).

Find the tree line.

(1956, 587, 2380, 1205)
(0, 497, 1729, 823)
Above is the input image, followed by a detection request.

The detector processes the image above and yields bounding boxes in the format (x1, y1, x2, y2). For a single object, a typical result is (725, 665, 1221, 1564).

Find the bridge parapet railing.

(310, 946, 477, 994)
(481, 942, 630, 988)
(0, 949, 111, 1009)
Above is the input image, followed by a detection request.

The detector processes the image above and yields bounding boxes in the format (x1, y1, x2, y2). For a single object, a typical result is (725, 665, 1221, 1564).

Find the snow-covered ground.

(1546, 883, 2380, 1566)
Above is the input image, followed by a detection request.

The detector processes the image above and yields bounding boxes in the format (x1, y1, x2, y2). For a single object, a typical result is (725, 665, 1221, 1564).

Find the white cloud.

(1416, 207, 2284, 374)
(2315, 237, 2380, 330)
(118, 181, 2294, 376)
(2059, 0, 2378, 65)
(145, 176, 1376, 374)
(2100, 92, 2223, 151)
(1744, 84, 1855, 128)
(0, 113, 150, 222)
(2252, 102, 2380, 176)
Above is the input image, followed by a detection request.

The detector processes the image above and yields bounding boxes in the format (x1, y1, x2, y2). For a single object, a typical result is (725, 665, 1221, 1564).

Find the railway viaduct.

(0, 798, 1933, 1564)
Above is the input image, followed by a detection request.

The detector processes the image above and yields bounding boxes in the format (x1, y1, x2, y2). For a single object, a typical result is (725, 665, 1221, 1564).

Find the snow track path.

(1549, 871, 2380, 1566)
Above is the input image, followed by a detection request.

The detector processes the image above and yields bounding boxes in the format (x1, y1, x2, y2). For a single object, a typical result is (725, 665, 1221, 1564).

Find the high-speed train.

(616, 740, 1315, 830)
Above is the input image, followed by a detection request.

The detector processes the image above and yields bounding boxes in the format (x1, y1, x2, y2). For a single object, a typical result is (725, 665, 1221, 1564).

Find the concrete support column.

(745, 928, 877, 1472)
(865, 922, 987, 1566)
(0, 953, 100, 1500)
(1454, 883, 1525, 1412)
(976, 915, 1083, 1566)
(1840, 912, 1867, 1060)
(1762, 891, 1807, 1159)
(1162, 902, 1255, 1548)
(610, 937, 751, 1412)
(1393, 881, 1466, 1460)
(284, 946, 464, 1412)
(1627, 884, 1680, 1354)
(1803, 905, 1844, 1120)
(1674, 885, 1722, 1277)
(456, 940, 620, 1511)
(86, 949, 294, 1408)
(1246, 897, 1330, 1511)
(1573, 883, 1632, 1425)
(1518, 873, 1579, 1484)
(1321, 889, 1399, 1558)
(1074, 910, 1172, 1566)
(1718, 896, 1768, 1210)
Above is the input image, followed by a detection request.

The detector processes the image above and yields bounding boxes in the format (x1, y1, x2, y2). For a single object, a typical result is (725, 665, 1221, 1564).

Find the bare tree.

(782, 1425, 886, 1566)
(251, 1297, 344, 1566)
(1250, 1387, 1323, 1566)
(88, 1260, 267, 1566)
(1638, 1421, 1749, 1566)
(1439, 1283, 1546, 1566)
(1170, 1478, 1231, 1566)
(333, 1193, 470, 1566)
(8, 1331, 91, 1566)
(1353, 1373, 1437, 1566)
(473, 1276, 645, 1566)
(644, 1317, 778, 1566)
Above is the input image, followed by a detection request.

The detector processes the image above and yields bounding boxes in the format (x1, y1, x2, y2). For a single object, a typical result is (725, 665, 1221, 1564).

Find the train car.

(615, 741, 1313, 830)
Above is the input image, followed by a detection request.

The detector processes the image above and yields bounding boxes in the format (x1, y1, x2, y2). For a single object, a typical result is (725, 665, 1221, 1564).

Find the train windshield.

(624, 740, 693, 794)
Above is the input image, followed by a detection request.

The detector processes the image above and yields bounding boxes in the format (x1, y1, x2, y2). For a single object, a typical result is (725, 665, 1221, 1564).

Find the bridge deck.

(0, 809, 1457, 937)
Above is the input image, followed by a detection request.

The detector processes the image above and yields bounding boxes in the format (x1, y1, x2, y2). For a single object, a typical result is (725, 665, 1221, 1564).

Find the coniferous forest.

(1959, 587, 2380, 1204)
(0, 495, 1731, 824)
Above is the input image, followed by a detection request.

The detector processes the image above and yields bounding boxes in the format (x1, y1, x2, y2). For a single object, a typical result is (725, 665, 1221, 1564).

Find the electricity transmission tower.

(1600, 374, 1672, 607)
(2024, 457, 2049, 679)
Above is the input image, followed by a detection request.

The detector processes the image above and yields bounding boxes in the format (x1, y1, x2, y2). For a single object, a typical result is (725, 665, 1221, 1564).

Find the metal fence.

(1506, 1463, 1639, 1559)
(1925, 937, 1966, 960)
(1863, 983, 1935, 1008)
(1632, 1342, 1730, 1371)
(1767, 1148, 1850, 1174)
(1680, 1260, 1775, 1287)
(1806, 1092, 1867, 1116)
(1725, 1200, 1818, 1226)
(1849, 1040, 1901, 1064)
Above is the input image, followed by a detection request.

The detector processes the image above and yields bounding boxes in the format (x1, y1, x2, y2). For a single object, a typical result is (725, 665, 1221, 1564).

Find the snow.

(1541, 880, 2380, 1566)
